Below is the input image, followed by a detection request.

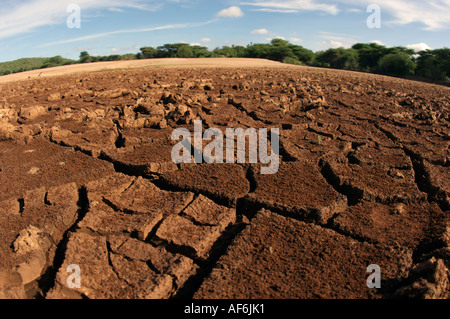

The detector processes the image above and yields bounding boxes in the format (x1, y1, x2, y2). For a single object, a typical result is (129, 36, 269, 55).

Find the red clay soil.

(0, 59, 448, 299)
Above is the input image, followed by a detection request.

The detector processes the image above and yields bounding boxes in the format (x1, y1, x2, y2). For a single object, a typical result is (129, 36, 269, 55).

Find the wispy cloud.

(240, 0, 339, 15)
(241, 0, 450, 30)
(338, 0, 450, 30)
(317, 31, 358, 41)
(316, 31, 358, 49)
(0, 0, 166, 40)
(108, 8, 125, 13)
(39, 20, 214, 47)
(251, 8, 298, 13)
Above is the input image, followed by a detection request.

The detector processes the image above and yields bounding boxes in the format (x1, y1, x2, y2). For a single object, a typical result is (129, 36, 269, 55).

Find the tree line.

(1, 39, 449, 85)
(140, 40, 449, 85)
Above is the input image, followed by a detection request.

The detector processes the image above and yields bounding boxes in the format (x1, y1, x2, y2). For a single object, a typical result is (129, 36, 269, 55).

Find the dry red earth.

(0, 58, 449, 299)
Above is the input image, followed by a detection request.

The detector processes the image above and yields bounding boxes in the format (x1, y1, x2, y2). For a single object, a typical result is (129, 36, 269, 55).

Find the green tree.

(416, 48, 450, 83)
(282, 56, 302, 65)
(233, 45, 247, 57)
(190, 45, 210, 58)
(378, 52, 416, 77)
(267, 39, 295, 62)
(212, 45, 247, 58)
(315, 48, 359, 70)
(156, 43, 189, 57)
(213, 46, 232, 57)
(289, 45, 315, 64)
(352, 43, 387, 72)
(246, 43, 272, 59)
(140, 47, 157, 59)
(106, 55, 121, 61)
(270, 38, 290, 47)
(79, 51, 91, 63)
(121, 53, 137, 60)
(177, 44, 194, 58)
(41, 55, 65, 68)
(269, 45, 294, 62)
(389, 46, 415, 55)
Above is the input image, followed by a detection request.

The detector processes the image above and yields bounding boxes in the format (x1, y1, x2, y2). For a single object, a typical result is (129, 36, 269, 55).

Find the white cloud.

(251, 28, 270, 34)
(110, 47, 133, 53)
(338, 0, 450, 30)
(326, 40, 344, 48)
(370, 40, 385, 46)
(252, 8, 298, 13)
(241, 0, 339, 15)
(200, 37, 211, 43)
(407, 42, 432, 52)
(216, 6, 244, 18)
(289, 37, 303, 43)
(346, 8, 362, 13)
(108, 7, 124, 12)
(265, 36, 286, 42)
(40, 21, 214, 47)
(242, 0, 450, 30)
(317, 31, 357, 43)
(0, 0, 163, 39)
(318, 39, 356, 49)
(317, 32, 357, 49)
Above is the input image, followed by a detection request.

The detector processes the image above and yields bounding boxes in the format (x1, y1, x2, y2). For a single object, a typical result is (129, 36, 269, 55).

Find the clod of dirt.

(246, 162, 347, 224)
(393, 257, 449, 299)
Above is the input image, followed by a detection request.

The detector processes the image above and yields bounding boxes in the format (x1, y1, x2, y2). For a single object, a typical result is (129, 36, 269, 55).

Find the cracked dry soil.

(0, 60, 449, 299)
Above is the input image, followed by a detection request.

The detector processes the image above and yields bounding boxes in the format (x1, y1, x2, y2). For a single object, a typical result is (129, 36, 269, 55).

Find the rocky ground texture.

(0, 60, 449, 299)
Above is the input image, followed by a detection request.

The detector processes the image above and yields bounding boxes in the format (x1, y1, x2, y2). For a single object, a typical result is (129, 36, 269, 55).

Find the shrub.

(283, 57, 302, 65)
(314, 48, 359, 70)
(378, 52, 416, 77)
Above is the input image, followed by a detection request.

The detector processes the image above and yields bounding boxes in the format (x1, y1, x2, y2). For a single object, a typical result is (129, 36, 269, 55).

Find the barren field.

(0, 58, 449, 299)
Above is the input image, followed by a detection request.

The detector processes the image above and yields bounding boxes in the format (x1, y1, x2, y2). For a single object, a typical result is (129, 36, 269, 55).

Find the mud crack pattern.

(0, 62, 449, 299)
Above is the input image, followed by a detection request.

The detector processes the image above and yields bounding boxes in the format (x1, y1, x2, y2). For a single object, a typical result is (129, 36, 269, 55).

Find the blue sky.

(1, 0, 449, 62)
